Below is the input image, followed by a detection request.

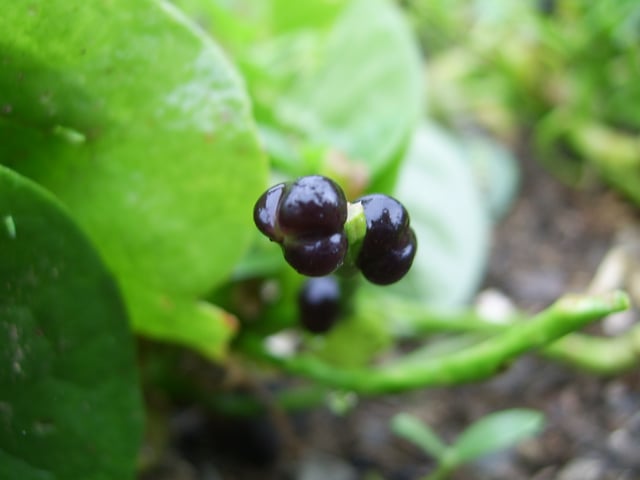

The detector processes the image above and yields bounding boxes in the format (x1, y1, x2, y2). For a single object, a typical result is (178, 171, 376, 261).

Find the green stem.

(239, 291, 629, 395)
(378, 294, 640, 375)
(344, 201, 367, 248)
(423, 462, 454, 480)
(338, 201, 367, 277)
(543, 328, 640, 374)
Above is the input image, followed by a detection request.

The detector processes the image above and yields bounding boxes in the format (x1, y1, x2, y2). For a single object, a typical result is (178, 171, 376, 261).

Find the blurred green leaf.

(0, 0, 267, 358)
(449, 409, 544, 465)
(388, 122, 491, 306)
(170, 0, 345, 49)
(568, 121, 640, 206)
(167, 0, 269, 51)
(309, 309, 391, 368)
(200, 0, 423, 185)
(269, 0, 347, 32)
(391, 413, 448, 460)
(0, 166, 142, 480)
(463, 135, 519, 222)
(413, 0, 640, 205)
(268, 0, 423, 181)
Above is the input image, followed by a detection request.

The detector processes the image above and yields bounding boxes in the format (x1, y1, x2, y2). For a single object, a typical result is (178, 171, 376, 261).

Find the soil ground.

(142, 151, 640, 480)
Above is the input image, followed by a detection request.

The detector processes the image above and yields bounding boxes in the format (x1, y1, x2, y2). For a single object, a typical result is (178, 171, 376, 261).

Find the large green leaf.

(267, 0, 423, 181)
(172, 0, 344, 41)
(0, 0, 267, 357)
(387, 122, 491, 306)
(0, 166, 142, 480)
(187, 0, 423, 185)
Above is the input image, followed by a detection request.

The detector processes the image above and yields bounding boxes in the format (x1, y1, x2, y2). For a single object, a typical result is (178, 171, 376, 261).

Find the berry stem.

(344, 201, 367, 248)
(338, 201, 367, 276)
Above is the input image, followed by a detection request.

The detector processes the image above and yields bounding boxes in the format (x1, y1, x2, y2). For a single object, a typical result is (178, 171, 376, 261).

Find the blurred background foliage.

(405, 0, 640, 202)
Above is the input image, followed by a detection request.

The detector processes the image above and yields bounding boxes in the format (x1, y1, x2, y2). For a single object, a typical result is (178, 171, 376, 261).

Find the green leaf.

(270, 0, 347, 32)
(449, 409, 544, 466)
(391, 413, 448, 460)
(567, 121, 640, 207)
(269, 0, 423, 181)
(309, 309, 392, 368)
(388, 122, 491, 306)
(0, 166, 142, 480)
(0, 0, 267, 358)
(462, 135, 520, 222)
(201, 0, 422, 184)
(174, 0, 345, 38)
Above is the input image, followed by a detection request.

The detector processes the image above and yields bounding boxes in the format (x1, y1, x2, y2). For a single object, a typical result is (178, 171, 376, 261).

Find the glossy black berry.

(278, 175, 347, 237)
(298, 276, 341, 333)
(357, 194, 409, 251)
(253, 183, 286, 242)
(283, 232, 347, 277)
(355, 193, 417, 285)
(358, 228, 417, 285)
(253, 175, 349, 276)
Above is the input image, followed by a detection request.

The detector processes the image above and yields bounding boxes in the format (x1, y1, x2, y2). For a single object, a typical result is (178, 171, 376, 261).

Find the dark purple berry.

(298, 276, 341, 333)
(358, 228, 417, 285)
(357, 194, 409, 253)
(355, 193, 417, 285)
(283, 232, 347, 277)
(278, 175, 347, 237)
(253, 183, 286, 242)
(253, 176, 349, 276)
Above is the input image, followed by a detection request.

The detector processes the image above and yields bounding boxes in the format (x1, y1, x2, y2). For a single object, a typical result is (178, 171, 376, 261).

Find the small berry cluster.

(254, 176, 348, 277)
(254, 175, 417, 285)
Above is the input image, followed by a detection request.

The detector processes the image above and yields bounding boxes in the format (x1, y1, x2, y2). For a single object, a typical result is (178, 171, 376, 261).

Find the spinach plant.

(408, 0, 640, 202)
(0, 1, 634, 478)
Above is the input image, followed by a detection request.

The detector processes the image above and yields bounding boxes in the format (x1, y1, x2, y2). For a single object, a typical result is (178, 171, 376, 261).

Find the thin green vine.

(239, 291, 630, 394)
